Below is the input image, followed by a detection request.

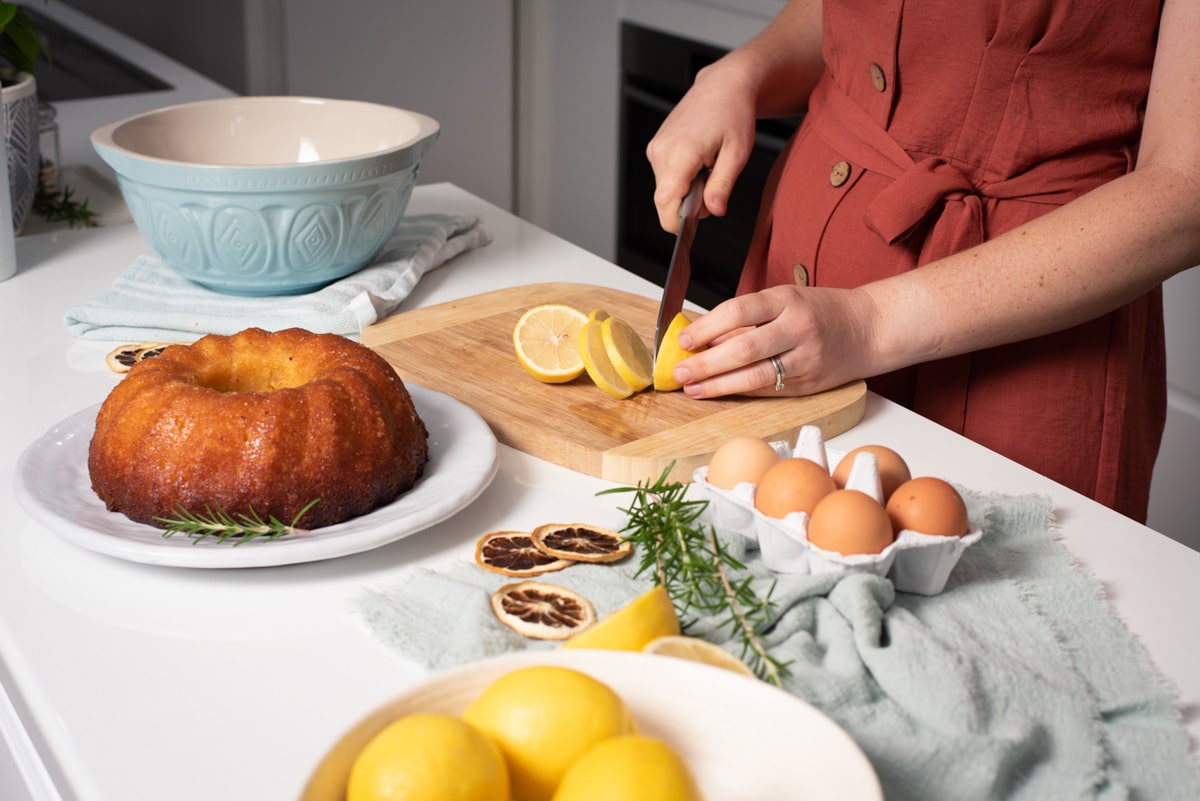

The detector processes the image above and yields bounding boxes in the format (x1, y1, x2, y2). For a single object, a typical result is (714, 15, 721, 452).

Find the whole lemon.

(552, 734, 702, 801)
(462, 665, 636, 801)
(346, 713, 509, 801)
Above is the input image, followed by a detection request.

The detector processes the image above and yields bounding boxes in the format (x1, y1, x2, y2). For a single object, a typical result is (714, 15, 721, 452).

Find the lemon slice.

(475, 530, 574, 577)
(653, 312, 702, 392)
(490, 580, 597, 641)
(578, 320, 634, 399)
(587, 308, 611, 323)
(530, 523, 632, 563)
(642, 635, 757, 678)
(513, 304, 589, 383)
(562, 585, 680, 651)
(601, 316, 654, 392)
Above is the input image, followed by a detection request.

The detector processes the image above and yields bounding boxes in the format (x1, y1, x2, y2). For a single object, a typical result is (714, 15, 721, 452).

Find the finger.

(702, 139, 750, 217)
(680, 356, 788, 399)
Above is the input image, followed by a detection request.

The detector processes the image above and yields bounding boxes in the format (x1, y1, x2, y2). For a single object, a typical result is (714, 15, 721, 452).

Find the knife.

(653, 171, 707, 357)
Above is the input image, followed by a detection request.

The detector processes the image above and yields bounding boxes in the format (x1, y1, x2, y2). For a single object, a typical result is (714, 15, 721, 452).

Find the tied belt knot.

(807, 76, 1131, 261)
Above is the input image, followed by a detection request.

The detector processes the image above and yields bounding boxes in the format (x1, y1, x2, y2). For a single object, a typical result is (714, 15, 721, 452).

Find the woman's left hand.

(671, 284, 882, 397)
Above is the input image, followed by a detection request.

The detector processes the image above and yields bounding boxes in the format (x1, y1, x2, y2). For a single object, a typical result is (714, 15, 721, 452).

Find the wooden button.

(830, 161, 851, 187)
(870, 63, 887, 92)
(793, 264, 809, 287)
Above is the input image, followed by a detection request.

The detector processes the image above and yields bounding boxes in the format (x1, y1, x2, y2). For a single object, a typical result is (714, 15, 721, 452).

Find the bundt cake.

(88, 327, 429, 530)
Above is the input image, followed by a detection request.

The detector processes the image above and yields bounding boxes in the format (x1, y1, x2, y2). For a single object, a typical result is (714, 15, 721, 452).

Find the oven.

(616, 22, 801, 310)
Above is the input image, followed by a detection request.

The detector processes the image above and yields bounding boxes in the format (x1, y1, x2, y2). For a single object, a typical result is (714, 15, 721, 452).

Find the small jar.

(37, 101, 60, 191)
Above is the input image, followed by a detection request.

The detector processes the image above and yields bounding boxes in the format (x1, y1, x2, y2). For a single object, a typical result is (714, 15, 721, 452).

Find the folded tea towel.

(355, 490, 1200, 801)
(64, 213, 490, 342)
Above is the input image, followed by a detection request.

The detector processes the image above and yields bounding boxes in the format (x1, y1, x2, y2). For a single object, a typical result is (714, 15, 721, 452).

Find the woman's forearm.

(861, 163, 1200, 375)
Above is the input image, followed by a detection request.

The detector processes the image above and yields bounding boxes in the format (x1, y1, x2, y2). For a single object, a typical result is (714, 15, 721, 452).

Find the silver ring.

(769, 355, 786, 392)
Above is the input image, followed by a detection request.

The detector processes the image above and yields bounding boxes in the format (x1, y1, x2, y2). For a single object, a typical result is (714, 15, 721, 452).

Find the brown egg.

(753, 457, 836, 518)
(807, 489, 894, 555)
(705, 435, 781, 490)
(885, 477, 969, 537)
(832, 444, 912, 501)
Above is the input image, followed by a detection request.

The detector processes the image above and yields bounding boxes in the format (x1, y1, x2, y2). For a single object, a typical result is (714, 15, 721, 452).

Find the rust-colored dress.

(738, 0, 1166, 521)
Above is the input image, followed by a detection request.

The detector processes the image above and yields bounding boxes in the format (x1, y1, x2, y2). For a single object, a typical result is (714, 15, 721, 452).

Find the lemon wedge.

(563, 585, 680, 651)
(513, 304, 589, 383)
(601, 317, 654, 392)
(653, 312, 702, 392)
(578, 319, 634, 399)
(642, 635, 757, 678)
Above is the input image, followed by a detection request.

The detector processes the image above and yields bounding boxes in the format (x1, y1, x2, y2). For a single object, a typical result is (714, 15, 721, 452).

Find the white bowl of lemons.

(300, 649, 882, 801)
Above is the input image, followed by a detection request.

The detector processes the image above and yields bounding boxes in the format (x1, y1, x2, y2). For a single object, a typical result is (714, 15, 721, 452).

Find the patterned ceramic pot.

(2, 70, 39, 233)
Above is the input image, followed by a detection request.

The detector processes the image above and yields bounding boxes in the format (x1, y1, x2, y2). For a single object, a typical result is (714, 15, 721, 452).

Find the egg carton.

(692, 426, 983, 596)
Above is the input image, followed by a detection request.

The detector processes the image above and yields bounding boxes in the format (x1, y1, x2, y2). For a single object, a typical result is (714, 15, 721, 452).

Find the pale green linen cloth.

(63, 213, 490, 342)
(355, 489, 1200, 801)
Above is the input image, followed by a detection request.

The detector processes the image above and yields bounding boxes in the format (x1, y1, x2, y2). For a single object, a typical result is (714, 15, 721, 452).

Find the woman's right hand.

(644, 61, 760, 232)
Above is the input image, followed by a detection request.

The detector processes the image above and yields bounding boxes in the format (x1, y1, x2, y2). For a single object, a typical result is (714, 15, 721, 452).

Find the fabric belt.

(806, 76, 1131, 260)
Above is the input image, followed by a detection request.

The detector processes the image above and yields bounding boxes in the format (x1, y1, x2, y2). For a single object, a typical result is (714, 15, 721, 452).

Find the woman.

(647, 0, 1200, 522)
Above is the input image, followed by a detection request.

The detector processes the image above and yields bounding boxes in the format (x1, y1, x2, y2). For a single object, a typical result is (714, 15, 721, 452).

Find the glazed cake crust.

(88, 327, 429, 530)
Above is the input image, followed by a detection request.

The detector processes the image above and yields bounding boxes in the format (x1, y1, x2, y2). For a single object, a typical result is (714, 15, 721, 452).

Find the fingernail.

(677, 332, 692, 350)
(673, 365, 691, 384)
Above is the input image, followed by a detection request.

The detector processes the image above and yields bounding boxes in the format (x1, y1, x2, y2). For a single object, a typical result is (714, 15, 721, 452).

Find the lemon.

(653, 312, 703, 391)
(600, 316, 654, 392)
(462, 665, 636, 801)
(578, 320, 634, 399)
(514, 304, 589, 383)
(562, 585, 680, 651)
(346, 713, 509, 801)
(587, 308, 610, 323)
(551, 735, 702, 801)
(642, 635, 757, 678)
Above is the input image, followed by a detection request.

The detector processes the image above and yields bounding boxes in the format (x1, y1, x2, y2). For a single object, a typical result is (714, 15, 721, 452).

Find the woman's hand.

(671, 284, 883, 398)
(645, 0, 825, 232)
(645, 62, 760, 231)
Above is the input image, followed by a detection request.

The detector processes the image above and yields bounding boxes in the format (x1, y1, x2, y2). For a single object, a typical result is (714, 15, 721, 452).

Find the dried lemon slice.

(475, 530, 574, 577)
(601, 316, 654, 392)
(643, 635, 757, 678)
(513, 303, 589, 383)
(104, 341, 178, 373)
(530, 523, 632, 563)
(490, 580, 596, 641)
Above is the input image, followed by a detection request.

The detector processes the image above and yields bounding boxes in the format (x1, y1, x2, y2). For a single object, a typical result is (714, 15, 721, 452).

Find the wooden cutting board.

(364, 282, 866, 484)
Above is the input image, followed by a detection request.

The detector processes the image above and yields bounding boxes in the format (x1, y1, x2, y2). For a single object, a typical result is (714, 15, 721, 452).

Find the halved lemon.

(578, 320, 634, 399)
(513, 304, 589, 383)
(562, 585, 680, 651)
(653, 312, 702, 392)
(643, 635, 757, 678)
(490, 580, 596, 641)
(601, 316, 654, 392)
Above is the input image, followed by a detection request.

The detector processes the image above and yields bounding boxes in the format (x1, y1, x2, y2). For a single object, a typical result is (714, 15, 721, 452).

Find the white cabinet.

(276, 0, 515, 211)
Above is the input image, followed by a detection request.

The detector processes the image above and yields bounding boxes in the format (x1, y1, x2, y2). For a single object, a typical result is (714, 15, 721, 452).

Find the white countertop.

(1, 183, 1197, 801)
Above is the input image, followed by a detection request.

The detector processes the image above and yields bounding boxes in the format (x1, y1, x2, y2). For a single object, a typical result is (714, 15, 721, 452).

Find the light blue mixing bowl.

(91, 96, 439, 296)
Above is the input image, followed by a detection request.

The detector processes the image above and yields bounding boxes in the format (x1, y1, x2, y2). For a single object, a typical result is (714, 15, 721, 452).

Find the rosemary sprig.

(599, 465, 790, 687)
(33, 180, 99, 228)
(155, 499, 320, 545)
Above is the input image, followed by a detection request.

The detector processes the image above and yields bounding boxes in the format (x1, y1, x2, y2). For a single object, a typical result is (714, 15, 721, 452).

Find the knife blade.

(654, 171, 706, 357)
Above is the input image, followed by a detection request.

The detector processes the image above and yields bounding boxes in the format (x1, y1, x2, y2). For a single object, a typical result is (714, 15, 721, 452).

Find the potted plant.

(0, 1, 43, 232)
